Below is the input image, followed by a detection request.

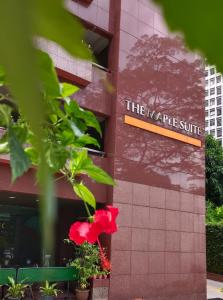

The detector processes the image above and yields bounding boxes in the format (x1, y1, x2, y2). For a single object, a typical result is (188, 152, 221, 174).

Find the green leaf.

(32, 0, 92, 60)
(81, 164, 114, 186)
(76, 135, 100, 148)
(46, 144, 69, 172)
(8, 127, 31, 182)
(70, 150, 114, 185)
(24, 147, 39, 165)
(0, 0, 44, 136)
(65, 101, 101, 136)
(37, 50, 60, 99)
(0, 141, 9, 154)
(0, 65, 5, 84)
(73, 182, 96, 209)
(152, 0, 223, 72)
(60, 82, 79, 98)
(0, 104, 12, 126)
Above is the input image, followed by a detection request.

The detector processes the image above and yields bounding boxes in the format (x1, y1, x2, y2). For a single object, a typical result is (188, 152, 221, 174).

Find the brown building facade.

(0, 0, 206, 299)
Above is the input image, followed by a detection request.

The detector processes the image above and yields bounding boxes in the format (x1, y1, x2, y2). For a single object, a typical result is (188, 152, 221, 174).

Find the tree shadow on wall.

(116, 34, 205, 193)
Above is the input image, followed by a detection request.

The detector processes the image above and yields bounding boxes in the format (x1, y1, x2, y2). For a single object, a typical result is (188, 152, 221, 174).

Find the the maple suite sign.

(124, 100, 202, 147)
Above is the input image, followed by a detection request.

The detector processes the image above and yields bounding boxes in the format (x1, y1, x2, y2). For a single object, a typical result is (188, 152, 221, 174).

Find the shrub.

(206, 224, 223, 274)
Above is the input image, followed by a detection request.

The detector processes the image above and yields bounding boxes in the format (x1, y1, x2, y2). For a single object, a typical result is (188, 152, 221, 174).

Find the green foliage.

(206, 135, 223, 206)
(8, 126, 31, 182)
(0, 0, 92, 257)
(207, 224, 223, 274)
(70, 242, 100, 290)
(0, 49, 114, 256)
(73, 182, 96, 210)
(40, 281, 61, 297)
(206, 201, 223, 225)
(6, 277, 28, 299)
(152, 0, 223, 73)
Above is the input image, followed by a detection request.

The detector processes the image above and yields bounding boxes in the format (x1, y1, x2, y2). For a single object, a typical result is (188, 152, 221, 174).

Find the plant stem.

(84, 201, 91, 217)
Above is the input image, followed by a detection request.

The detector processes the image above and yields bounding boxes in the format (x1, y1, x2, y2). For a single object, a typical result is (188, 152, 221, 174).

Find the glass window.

(217, 75, 221, 83)
(205, 90, 209, 97)
(210, 67, 215, 75)
(0, 204, 41, 267)
(217, 107, 222, 116)
(210, 78, 215, 85)
(217, 118, 222, 126)
(210, 119, 215, 126)
(205, 70, 208, 77)
(210, 108, 215, 116)
(205, 80, 208, 86)
(205, 120, 209, 127)
(217, 86, 222, 95)
(217, 128, 222, 137)
(205, 100, 208, 107)
(210, 129, 215, 136)
(205, 110, 208, 117)
(210, 98, 215, 106)
(217, 97, 221, 106)
(210, 88, 215, 95)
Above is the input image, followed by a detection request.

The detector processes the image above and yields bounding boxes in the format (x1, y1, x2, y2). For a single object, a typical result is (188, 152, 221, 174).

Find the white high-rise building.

(205, 65, 223, 145)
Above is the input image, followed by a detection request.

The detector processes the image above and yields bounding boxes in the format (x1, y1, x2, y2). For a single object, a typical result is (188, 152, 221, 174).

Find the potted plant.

(70, 242, 100, 300)
(40, 281, 61, 300)
(6, 277, 28, 300)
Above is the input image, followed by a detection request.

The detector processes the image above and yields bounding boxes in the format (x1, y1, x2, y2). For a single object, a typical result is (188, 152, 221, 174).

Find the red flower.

(69, 221, 100, 245)
(99, 247, 111, 271)
(94, 206, 119, 234)
(68, 206, 119, 245)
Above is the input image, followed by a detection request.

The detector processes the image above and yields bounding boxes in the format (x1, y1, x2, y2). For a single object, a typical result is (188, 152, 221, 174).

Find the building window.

(205, 90, 209, 97)
(217, 97, 221, 106)
(205, 120, 208, 127)
(217, 128, 222, 137)
(217, 139, 222, 146)
(217, 75, 221, 83)
(210, 88, 215, 95)
(217, 118, 222, 126)
(210, 119, 215, 126)
(217, 107, 222, 116)
(217, 86, 222, 95)
(210, 129, 215, 136)
(205, 110, 208, 117)
(210, 67, 215, 75)
(205, 100, 209, 107)
(210, 98, 215, 106)
(205, 80, 208, 86)
(210, 78, 215, 86)
(210, 108, 215, 117)
(205, 70, 208, 77)
(85, 30, 110, 69)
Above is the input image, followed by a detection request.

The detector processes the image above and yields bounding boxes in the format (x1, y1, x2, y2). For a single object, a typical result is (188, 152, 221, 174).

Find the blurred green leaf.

(32, 0, 92, 60)
(0, 0, 44, 136)
(0, 141, 9, 154)
(8, 127, 31, 182)
(152, 0, 223, 72)
(0, 104, 12, 126)
(73, 182, 96, 209)
(37, 50, 60, 99)
(0, 65, 5, 84)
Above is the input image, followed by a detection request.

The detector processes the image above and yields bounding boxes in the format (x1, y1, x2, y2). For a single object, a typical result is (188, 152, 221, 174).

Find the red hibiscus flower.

(94, 205, 119, 234)
(69, 221, 100, 245)
(68, 206, 119, 245)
